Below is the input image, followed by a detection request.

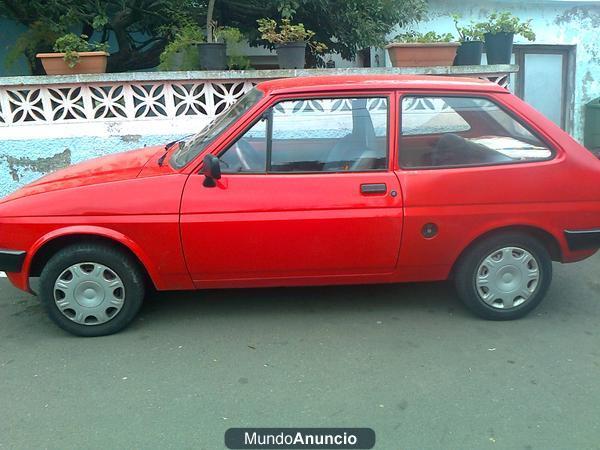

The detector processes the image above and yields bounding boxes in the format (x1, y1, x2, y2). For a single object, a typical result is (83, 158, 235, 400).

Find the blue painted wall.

(0, 134, 181, 197)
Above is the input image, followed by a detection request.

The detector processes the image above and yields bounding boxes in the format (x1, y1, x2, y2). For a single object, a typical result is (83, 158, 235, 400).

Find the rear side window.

(399, 96, 553, 169)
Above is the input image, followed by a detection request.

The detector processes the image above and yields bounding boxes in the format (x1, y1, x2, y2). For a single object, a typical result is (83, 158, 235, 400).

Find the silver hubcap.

(475, 247, 540, 309)
(53, 262, 125, 325)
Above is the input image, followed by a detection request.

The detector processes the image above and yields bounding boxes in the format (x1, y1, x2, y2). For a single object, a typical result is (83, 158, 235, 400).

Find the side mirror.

(202, 154, 222, 187)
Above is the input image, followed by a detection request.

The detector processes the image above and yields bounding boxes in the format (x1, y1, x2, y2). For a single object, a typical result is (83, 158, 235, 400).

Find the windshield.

(169, 88, 264, 169)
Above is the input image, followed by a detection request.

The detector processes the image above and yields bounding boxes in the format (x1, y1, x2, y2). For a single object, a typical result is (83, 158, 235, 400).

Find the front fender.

(12, 225, 161, 293)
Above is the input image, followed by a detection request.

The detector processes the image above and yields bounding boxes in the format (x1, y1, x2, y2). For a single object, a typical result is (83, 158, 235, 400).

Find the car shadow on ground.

(1, 278, 475, 338)
(134, 280, 471, 325)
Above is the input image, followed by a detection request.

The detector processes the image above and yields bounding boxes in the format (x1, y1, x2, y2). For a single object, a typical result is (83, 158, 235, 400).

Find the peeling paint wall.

(0, 134, 179, 196)
(405, 0, 599, 142)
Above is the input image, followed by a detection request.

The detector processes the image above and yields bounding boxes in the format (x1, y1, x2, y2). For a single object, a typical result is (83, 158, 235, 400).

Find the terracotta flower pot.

(385, 42, 460, 67)
(36, 51, 109, 75)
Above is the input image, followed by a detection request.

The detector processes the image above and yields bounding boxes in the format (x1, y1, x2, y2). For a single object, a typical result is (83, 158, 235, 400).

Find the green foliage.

(276, 0, 300, 19)
(476, 12, 536, 41)
(213, 25, 243, 44)
(213, 25, 252, 69)
(257, 18, 327, 53)
(53, 33, 109, 68)
(257, 18, 313, 44)
(391, 31, 455, 44)
(4, 20, 60, 71)
(220, 0, 427, 61)
(0, 0, 199, 73)
(451, 14, 484, 42)
(158, 23, 204, 70)
(227, 55, 252, 70)
(1, 0, 428, 72)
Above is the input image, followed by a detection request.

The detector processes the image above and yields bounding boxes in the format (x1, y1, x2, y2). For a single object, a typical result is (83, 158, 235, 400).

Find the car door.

(395, 92, 559, 272)
(180, 93, 403, 287)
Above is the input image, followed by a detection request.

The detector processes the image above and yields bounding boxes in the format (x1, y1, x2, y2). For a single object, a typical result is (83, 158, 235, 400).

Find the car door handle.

(360, 183, 387, 194)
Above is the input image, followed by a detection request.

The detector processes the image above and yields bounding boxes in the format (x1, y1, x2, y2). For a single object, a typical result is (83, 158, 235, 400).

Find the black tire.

(39, 243, 145, 336)
(454, 232, 552, 320)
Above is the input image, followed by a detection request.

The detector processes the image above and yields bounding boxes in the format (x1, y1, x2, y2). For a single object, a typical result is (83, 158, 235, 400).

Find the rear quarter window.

(399, 95, 553, 169)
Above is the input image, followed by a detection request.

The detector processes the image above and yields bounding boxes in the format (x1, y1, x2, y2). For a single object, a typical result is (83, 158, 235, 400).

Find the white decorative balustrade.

(0, 66, 517, 141)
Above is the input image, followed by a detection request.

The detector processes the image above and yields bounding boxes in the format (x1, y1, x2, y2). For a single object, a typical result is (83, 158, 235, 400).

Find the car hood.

(1, 145, 163, 203)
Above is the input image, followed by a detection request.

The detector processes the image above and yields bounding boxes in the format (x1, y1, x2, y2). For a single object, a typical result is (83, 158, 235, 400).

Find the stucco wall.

(403, 0, 600, 142)
(0, 135, 178, 196)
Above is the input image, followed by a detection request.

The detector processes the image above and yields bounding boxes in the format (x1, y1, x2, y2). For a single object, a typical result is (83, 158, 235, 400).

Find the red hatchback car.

(1, 75, 599, 336)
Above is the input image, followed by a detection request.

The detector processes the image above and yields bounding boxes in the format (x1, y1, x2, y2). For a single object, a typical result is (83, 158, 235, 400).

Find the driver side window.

(270, 97, 388, 172)
(219, 117, 267, 173)
(218, 96, 388, 174)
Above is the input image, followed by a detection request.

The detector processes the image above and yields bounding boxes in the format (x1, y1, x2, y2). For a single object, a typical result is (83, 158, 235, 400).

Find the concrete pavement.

(1, 254, 600, 449)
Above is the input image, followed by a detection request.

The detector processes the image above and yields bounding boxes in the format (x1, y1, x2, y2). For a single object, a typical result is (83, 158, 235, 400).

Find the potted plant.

(221, 27, 252, 70)
(194, 0, 228, 70)
(36, 33, 109, 75)
(452, 15, 484, 66)
(214, 26, 248, 70)
(477, 12, 535, 64)
(197, 21, 226, 70)
(385, 31, 458, 67)
(257, 18, 327, 69)
(159, 24, 204, 71)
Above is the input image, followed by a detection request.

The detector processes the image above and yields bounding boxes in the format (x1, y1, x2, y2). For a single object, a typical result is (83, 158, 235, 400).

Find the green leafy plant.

(227, 55, 252, 70)
(391, 31, 455, 44)
(159, 23, 204, 70)
(257, 18, 327, 53)
(2, 0, 426, 73)
(4, 20, 60, 72)
(213, 25, 243, 44)
(53, 33, 109, 68)
(476, 12, 536, 41)
(212, 25, 252, 69)
(451, 14, 484, 42)
(0, 0, 203, 74)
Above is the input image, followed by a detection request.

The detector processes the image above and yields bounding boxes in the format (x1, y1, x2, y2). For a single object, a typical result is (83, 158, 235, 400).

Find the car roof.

(256, 74, 507, 95)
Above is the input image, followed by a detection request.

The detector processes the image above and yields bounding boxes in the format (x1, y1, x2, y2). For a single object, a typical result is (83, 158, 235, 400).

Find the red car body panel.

(0, 75, 598, 294)
(181, 172, 404, 287)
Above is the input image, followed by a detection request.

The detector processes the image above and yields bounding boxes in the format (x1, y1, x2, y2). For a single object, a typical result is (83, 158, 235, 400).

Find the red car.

(1, 75, 599, 336)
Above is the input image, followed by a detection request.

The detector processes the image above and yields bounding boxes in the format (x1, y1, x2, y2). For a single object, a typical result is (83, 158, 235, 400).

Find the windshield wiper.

(158, 135, 192, 166)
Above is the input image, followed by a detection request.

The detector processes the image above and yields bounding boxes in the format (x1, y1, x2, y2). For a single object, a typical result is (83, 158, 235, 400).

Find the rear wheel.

(454, 232, 552, 320)
(39, 243, 145, 336)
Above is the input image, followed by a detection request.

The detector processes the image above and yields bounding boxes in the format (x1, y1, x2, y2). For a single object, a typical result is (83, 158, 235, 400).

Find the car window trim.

(171, 88, 264, 170)
(266, 108, 274, 172)
(397, 92, 557, 171)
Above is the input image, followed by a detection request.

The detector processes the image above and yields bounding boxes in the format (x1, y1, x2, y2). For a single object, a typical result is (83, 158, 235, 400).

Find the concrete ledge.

(0, 65, 518, 87)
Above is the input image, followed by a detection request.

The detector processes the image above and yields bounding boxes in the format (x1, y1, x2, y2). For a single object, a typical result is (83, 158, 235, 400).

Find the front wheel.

(39, 243, 145, 336)
(454, 233, 553, 320)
